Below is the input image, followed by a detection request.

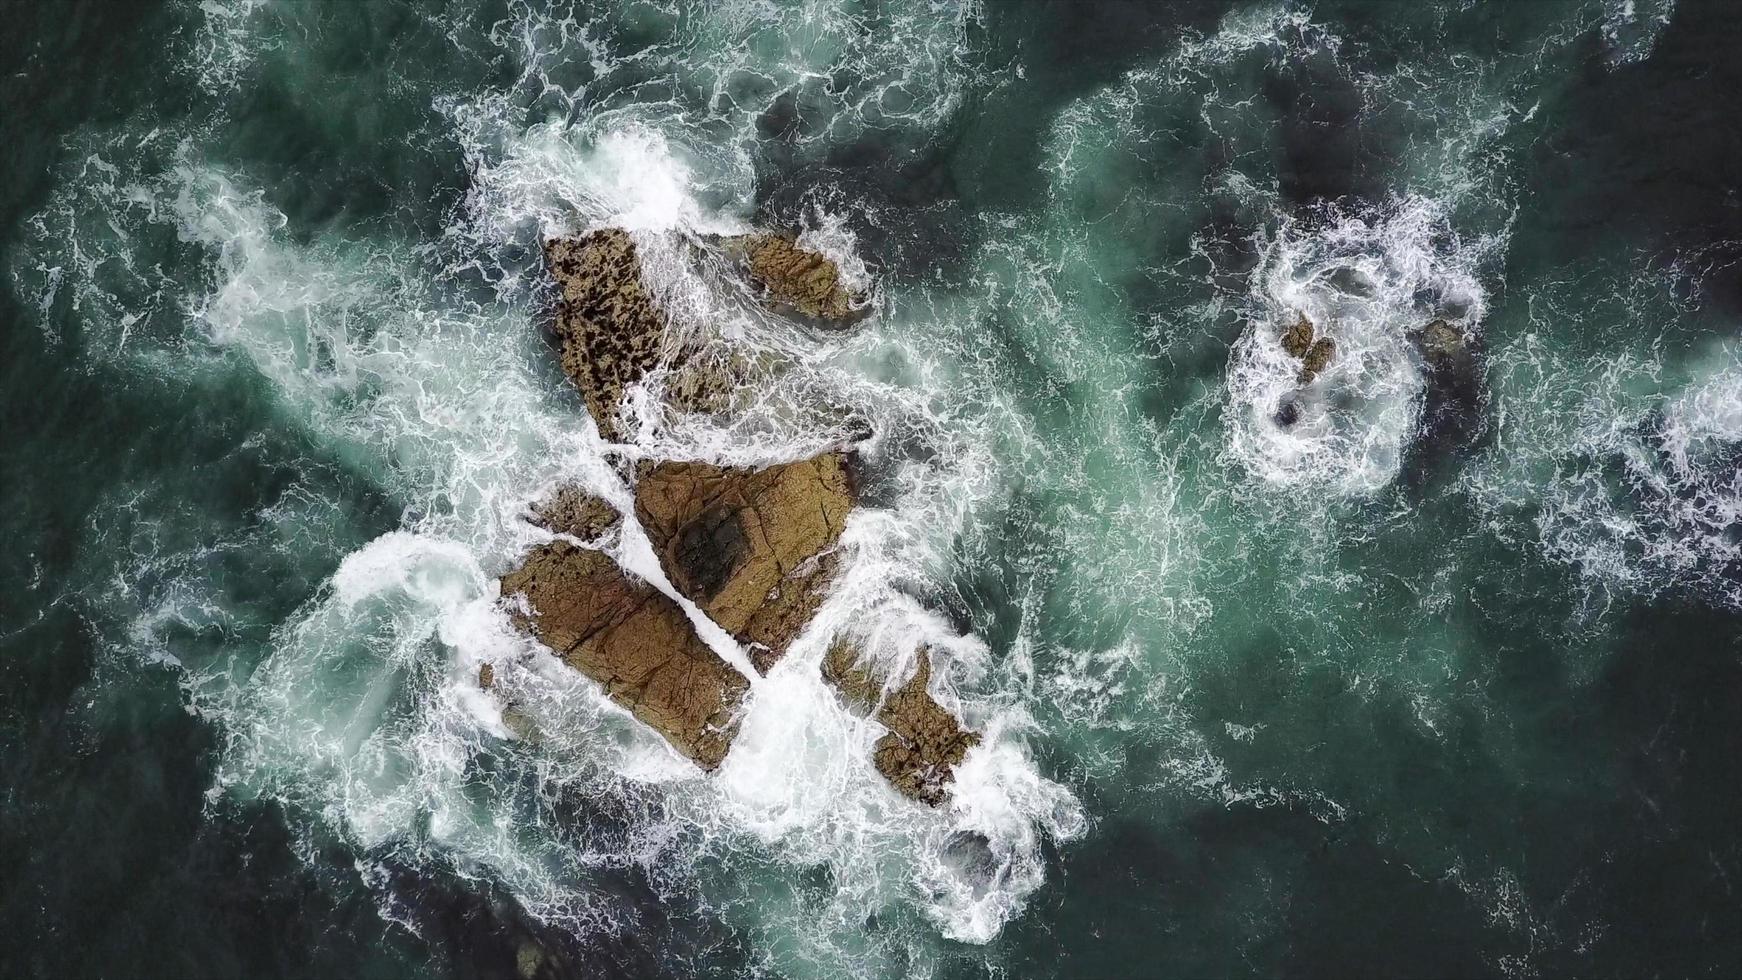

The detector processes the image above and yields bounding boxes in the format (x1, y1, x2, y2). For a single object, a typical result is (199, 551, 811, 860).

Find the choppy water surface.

(5, 1, 1742, 977)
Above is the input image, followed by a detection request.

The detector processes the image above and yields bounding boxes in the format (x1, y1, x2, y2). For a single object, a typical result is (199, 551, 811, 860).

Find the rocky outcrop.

(1280, 313, 1335, 384)
(728, 233, 869, 325)
(823, 643, 980, 806)
(510, 226, 976, 802)
(543, 230, 669, 442)
(544, 230, 741, 441)
(634, 453, 856, 674)
(499, 491, 748, 769)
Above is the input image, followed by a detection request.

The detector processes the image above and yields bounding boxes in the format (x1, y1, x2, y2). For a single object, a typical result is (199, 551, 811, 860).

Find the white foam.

(1225, 196, 1493, 495)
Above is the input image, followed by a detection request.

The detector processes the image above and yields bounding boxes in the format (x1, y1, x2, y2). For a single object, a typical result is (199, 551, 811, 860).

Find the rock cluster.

(498, 226, 973, 803)
(1280, 313, 1336, 384)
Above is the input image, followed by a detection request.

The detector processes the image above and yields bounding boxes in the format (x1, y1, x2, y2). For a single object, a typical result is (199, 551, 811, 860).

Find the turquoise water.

(6, 0, 1742, 976)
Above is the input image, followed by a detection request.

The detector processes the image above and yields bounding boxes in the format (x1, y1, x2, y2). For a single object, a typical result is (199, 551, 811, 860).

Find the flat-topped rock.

(727, 233, 869, 325)
(500, 491, 748, 769)
(634, 453, 856, 673)
(823, 643, 980, 806)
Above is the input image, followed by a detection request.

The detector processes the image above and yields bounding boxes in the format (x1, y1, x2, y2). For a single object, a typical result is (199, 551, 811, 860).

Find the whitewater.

(8, 0, 1742, 977)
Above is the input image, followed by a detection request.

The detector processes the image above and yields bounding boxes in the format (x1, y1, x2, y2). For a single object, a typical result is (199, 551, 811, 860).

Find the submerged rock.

(499, 491, 748, 770)
(634, 453, 856, 673)
(823, 642, 980, 806)
(1405, 317, 1487, 467)
(727, 233, 869, 324)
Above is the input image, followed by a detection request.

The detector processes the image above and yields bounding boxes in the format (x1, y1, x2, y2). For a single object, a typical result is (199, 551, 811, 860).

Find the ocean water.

(5, 0, 1742, 976)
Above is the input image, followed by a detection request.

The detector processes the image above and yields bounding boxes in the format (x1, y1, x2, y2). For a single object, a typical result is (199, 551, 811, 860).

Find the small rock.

(1280, 313, 1315, 359)
(1419, 318, 1465, 361)
(822, 642, 979, 806)
(478, 663, 495, 690)
(1299, 336, 1336, 384)
(529, 486, 618, 541)
(730, 233, 869, 324)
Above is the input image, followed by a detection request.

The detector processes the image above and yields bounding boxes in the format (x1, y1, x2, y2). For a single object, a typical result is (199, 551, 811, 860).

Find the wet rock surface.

(507, 227, 973, 801)
(823, 642, 980, 806)
(634, 453, 856, 673)
(1406, 317, 1488, 467)
(729, 233, 869, 324)
(543, 230, 669, 442)
(1281, 313, 1336, 383)
(528, 485, 619, 541)
(543, 229, 740, 441)
(499, 491, 748, 770)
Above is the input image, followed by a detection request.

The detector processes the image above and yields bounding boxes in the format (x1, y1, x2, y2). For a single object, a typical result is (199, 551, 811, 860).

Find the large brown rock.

(731, 233, 868, 324)
(823, 643, 980, 806)
(543, 229, 738, 441)
(543, 230, 667, 442)
(500, 491, 749, 769)
(634, 453, 856, 673)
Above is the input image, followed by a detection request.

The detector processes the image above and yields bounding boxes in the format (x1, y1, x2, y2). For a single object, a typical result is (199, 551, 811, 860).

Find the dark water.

(5, 1, 1742, 977)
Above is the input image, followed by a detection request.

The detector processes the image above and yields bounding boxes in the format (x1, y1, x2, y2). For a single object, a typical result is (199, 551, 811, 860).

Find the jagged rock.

(634, 453, 856, 673)
(822, 642, 980, 806)
(729, 233, 868, 324)
(499, 490, 748, 769)
(543, 229, 737, 441)
(1280, 313, 1315, 358)
(1279, 313, 1335, 384)
(529, 485, 618, 541)
(478, 663, 495, 690)
(1299, 336, 1335, 383)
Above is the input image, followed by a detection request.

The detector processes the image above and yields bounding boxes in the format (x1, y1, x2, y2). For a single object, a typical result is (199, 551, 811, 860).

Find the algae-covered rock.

(730, 233, 868, 324)
(823, 642, 980, 806)
(634, 453, 856, 673)
(543, 230, 668, 442)
(499, 490, 748, 769)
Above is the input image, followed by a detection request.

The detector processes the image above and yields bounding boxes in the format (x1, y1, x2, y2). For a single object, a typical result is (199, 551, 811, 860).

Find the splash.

(1225, 197, 1494, 494)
